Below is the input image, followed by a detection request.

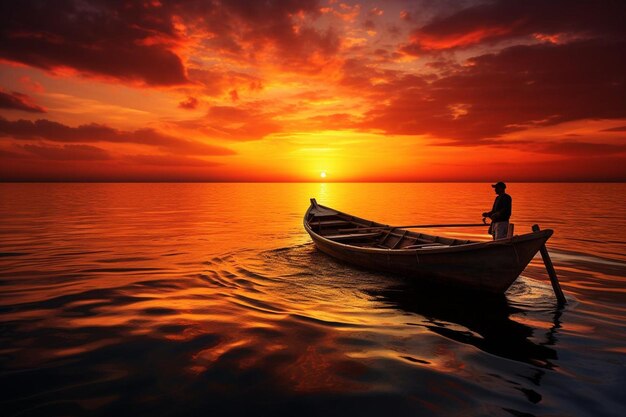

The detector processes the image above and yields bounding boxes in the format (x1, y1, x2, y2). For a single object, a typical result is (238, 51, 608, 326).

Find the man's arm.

(482, 196, 497, 218)
(489, 195, 511, 221)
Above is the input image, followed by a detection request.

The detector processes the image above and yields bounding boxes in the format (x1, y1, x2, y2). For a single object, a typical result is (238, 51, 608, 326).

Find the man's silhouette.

(482, 182, 512, 240)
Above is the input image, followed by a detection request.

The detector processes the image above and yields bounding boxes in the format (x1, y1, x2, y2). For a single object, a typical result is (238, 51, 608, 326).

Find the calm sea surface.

(1, 183, 625, 417)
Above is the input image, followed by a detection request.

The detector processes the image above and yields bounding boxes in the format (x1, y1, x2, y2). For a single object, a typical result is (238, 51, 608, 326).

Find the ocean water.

(1, 183, 625, 417)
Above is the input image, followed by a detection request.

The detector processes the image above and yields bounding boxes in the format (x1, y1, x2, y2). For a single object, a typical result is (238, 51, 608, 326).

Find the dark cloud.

(0, 0, 340, 89)
(368, 7, 384, 17)
(179, 97, 199, 110)
(0, 149, 27, 159)
(0, 0, 187, 86)
(362, 40, 626, 142)
(19, 144, 111, 160)
(186, 68, 264, 97)
(402, 0, 626, 54)
(400, 11, 412, 22)
(250, 25, 340, 72)
(0, 117, 235, 156)
(536, 141, 626, 156)
(127, 154, 220, 167)
(0, 90, 45, 113)
(220, 0, 321, 24)
(0, 155, 223, 182)
(339, 58, 405, 89)
(427, 156, 626, 181)
(193, 0, 339, 72)
(602, 126, 626, 132)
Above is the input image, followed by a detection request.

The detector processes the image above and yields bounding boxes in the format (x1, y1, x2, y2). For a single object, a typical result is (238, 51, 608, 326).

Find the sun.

(320, 171, 327, 179)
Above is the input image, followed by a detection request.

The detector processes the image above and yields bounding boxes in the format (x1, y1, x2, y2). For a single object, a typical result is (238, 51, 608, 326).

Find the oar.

(338, 222, 489, 233)
(532, 224, 567, 305)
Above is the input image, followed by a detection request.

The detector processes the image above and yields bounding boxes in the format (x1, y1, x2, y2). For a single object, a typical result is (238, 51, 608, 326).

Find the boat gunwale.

(304, 202, 553, 255)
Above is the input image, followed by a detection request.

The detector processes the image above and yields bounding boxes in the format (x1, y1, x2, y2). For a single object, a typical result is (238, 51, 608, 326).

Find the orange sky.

(1, 0, 625, 181)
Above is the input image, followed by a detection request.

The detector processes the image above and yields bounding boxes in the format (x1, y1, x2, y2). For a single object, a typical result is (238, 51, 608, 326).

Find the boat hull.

(304, 201, 553, 294)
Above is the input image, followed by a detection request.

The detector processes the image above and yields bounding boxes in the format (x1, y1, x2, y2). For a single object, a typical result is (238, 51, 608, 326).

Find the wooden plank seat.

(420, 245, 450, 249)
(314, 220, 352, 227)
(311, 212, 340, 218)
(403, 242, 448, 249)
(323, 232, 382, 241)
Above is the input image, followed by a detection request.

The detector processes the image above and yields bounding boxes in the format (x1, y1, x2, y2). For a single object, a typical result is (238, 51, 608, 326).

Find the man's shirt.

(490, 193, 512, 222)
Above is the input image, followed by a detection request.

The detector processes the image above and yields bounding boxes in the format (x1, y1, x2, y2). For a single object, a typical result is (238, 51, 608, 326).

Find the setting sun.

(320, 172, 327, 179)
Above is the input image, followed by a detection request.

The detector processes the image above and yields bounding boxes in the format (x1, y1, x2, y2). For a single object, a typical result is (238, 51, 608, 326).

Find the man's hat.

(491, 181, 506, 189)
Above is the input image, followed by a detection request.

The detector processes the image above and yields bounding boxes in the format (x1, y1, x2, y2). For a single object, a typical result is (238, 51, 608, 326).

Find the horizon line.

(2, 180, 625, 184)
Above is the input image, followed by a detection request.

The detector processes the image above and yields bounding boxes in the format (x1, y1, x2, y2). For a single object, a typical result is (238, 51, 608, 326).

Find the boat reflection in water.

(366, 284, 561, 370)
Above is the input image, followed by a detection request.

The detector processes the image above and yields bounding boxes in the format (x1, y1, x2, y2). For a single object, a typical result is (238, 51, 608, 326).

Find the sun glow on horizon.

(320, 171, 327, 179)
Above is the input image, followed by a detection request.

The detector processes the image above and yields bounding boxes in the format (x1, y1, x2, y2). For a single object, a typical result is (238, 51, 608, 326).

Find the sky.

(0, 0, 625, 182)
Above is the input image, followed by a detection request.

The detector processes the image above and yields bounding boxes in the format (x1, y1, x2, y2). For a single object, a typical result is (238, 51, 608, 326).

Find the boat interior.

(306, 204, 477, 250)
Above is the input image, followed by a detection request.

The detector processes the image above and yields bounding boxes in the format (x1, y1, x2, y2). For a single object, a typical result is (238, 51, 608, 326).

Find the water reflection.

(1, 183, 624, 417)
(366, 285, 561, 370)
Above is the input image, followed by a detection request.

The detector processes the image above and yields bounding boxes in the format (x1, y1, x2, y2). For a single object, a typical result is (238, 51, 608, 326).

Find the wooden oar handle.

(338, 223, 489, 233)
(399, 223, 490, 228)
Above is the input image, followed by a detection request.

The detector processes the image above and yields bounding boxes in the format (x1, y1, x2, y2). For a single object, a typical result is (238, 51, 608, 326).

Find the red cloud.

(182, 105, 283, 141)
(362, 40, 626, 142)
(0, 1, 188, 86)
(126, 154, 220, 167)
(369, 7, 384, 17)
(602, 126, 626, 133)
(536, 141, 626, 156)
(18, 76, 44, 93)
(179, 97, 199, 110)
(0, 0, 339, 88)
(400, 11, 412, 22)
(19, 144, 111, 160)
(298, 113, 356, 131)
(402, 0, 626, 54)
(429, 156, 626, 182)
(196, 0, 340, 72)
(0, 117, 235, 156)
(0, 155, 223, 182)
(407, 26, 515, 52)
(0, 90, 45, 113)
(186, 68, 264, 97)
(339, 58, 405, 90)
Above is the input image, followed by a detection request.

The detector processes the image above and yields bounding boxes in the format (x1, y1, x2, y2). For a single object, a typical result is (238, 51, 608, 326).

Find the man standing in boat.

(482, 182, 512, 240)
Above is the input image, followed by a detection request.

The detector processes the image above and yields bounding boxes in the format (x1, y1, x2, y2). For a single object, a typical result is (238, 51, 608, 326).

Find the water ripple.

(1, 183, 625, 417)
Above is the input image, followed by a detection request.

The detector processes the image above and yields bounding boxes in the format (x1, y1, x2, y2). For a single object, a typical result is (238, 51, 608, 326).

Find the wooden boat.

(304, 198, 553, 294)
